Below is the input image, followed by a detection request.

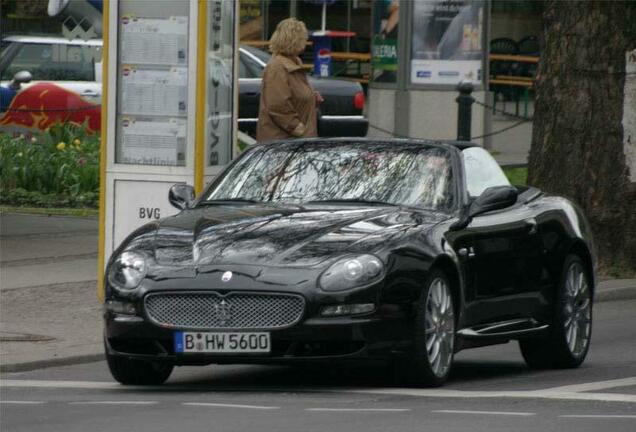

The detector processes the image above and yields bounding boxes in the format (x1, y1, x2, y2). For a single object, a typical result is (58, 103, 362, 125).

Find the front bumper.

(104, 308, 410, 365)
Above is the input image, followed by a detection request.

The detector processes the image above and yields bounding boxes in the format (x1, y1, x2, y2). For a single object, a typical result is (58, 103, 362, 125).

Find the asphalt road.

(2, 299, 635, 432)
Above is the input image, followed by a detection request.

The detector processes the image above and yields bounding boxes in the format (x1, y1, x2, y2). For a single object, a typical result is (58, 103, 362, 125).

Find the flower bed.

(0, 123, 100, 208)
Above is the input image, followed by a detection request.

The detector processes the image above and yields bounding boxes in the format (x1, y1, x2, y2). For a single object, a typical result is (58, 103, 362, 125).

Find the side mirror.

(450, 185, 518, 231)
(168, 184, 195, 210)
(468, 185, 518, 218)
(8, 70, 32, 90)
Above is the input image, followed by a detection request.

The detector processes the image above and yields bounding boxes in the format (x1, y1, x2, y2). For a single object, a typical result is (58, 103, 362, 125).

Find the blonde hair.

(269, 18, 308, 56)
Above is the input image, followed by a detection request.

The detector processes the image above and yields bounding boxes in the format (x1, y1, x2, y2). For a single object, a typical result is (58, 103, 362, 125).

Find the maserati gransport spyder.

(103, 138, 595, 387)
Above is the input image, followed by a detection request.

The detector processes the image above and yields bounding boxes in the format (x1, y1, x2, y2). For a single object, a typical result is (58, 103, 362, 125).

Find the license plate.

(174, 331, 270, 354)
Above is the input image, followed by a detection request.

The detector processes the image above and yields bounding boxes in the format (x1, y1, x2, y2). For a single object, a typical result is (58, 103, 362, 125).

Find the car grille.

(144, 292, 305, 330)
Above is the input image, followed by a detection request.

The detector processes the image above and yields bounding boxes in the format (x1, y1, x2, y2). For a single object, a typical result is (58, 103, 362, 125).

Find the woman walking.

(256, 18, 322, 142)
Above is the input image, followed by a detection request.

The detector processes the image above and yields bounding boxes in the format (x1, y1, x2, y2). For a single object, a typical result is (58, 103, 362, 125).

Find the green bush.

(0, 123, 100, 208)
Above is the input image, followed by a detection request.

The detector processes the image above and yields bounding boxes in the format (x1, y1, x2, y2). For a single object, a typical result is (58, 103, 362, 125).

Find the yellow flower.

(31, 137, 37, 143)
(73, 138, 81, 148)
(56, 142, 66, 151)
(17, 152, 23, 157)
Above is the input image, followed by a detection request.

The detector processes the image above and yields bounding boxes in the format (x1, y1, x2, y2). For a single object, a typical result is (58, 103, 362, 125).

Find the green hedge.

(0, 123, 100, 208)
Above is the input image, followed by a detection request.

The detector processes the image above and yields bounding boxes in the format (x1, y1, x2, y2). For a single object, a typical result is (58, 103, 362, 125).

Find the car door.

(456, 147, 543, 326)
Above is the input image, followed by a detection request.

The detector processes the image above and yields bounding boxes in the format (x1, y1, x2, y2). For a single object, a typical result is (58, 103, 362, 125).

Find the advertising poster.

(411, 0, 484, 85)
(371, 0, 399, 83)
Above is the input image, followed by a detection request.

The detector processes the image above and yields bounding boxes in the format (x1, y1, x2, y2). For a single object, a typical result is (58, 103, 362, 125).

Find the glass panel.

(371, 0, 399, 84)
(2, 43, 95, 81)
(206, 0, 235, 166)
(115, 1, 190, 166)
(462, 147, 510, 197)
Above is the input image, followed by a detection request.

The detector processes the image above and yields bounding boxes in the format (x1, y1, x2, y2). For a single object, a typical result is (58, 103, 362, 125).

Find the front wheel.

(105, 342, 173, 385)
(519, 254, 592, 369)
(410, 270, 456, 387)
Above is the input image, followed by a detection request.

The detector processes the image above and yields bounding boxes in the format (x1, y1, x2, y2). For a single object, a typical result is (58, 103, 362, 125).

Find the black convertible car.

(104, 138, 595, 387)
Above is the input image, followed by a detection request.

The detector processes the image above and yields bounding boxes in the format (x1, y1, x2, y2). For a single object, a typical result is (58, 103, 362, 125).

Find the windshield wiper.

(305, 198, 398, 206)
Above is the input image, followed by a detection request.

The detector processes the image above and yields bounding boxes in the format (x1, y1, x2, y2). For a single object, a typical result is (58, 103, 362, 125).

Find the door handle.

(524, 218, 538, 234)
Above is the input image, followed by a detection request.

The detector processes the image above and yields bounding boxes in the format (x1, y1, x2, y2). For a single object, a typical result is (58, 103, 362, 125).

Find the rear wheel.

(105, 342, 173, 385)
(519, 255, 592, 369)
(410, 270, 455, 387)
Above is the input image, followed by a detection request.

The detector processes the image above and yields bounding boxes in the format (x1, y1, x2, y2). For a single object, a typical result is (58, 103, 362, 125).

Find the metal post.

(456, 81, 475, 141)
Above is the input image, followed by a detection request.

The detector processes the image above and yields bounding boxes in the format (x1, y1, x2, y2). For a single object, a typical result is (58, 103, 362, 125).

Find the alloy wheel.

(424, 278, 455, 377)
(563, 262, 592, 358)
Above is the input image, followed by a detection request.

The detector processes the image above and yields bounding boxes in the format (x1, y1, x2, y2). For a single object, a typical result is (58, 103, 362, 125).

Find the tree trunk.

(528, 0, 636, 274)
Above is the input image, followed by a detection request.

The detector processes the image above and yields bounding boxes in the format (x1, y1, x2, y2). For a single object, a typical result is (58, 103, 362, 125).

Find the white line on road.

(341, 388, 636, 403)
(432, 410, 535, 417)
(306, 408, 411, 412)
(68, 401, 158, 406)
(0, 401, 46, 405)
(1, 380, 121, 389)
(183, 402, 279, 410)
(540, 377, 636, 394)
(3, 378, 636, 404)
(560, 415, 636, 419)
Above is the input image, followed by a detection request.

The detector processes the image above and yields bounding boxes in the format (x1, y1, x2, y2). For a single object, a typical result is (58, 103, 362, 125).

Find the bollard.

(456, 81, 475, 141)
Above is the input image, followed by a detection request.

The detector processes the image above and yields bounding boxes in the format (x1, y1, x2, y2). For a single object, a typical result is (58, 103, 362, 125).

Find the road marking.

(340, 387, 636, 403)
(540, 377, 636, 394)
(1, 380, 121, 389)
(432, 410, 535, 417)
(560, 415, 636, 419)
(183, 402, 279, 410)
(2, 378, 636, 404)
(0, 401, 46, 405)
(306, 408, 411, 412)
(68, 401, 157, 406)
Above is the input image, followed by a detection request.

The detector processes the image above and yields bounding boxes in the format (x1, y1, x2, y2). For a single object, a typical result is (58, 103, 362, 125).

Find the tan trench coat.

(256, 54, 318, 142)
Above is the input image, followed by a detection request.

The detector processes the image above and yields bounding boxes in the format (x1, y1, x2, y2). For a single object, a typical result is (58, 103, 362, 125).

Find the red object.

(313, 30, 356, 38)
(0, 82, 101, 132)
(353, 91, 365, 110)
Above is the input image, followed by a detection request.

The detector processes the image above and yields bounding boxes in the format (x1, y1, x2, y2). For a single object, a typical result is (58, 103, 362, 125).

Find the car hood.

(134, 204, 447, 270)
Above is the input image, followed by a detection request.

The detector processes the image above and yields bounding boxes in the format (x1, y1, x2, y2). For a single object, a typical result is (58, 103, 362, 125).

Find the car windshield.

(241, 45, 271, 64)
(203, 142, 454, 211)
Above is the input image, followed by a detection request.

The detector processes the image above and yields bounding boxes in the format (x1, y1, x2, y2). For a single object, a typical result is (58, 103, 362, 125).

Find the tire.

(105, 342, 173, 385)
(409, 269, 456, 387)
(519, 254, 593, 369)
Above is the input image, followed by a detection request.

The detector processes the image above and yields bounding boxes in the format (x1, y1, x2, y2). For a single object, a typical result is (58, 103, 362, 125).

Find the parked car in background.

(238, 45, 368, 138)
(0, 35, 102, 133)
(1, 36, 368, 138)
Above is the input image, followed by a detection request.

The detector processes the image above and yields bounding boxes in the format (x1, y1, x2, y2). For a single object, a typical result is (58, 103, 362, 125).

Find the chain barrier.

(367, 98, 533, 141)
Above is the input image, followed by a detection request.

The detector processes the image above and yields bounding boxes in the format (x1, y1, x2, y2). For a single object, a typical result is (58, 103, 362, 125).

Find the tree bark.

(528, 0, 636, 274)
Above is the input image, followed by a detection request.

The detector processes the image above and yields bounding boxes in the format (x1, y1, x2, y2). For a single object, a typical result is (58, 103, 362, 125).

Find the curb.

(596, 286, 636, 303)
(0, 354, 104, 373)
(1, 287, 634, 374)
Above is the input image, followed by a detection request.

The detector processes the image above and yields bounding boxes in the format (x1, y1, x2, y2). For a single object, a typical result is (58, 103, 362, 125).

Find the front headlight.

(319, 254, 384, 291)
(108, 251, 147, 291)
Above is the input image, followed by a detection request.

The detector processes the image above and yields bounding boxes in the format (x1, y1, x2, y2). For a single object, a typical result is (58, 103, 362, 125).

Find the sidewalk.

(1, 211, 635, 373)
(0, 213, 102, 372)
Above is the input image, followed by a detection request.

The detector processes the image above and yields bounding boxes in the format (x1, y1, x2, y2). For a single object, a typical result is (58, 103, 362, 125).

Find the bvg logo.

(56, 17, 102, 64)
(62, 16, 97, 40)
